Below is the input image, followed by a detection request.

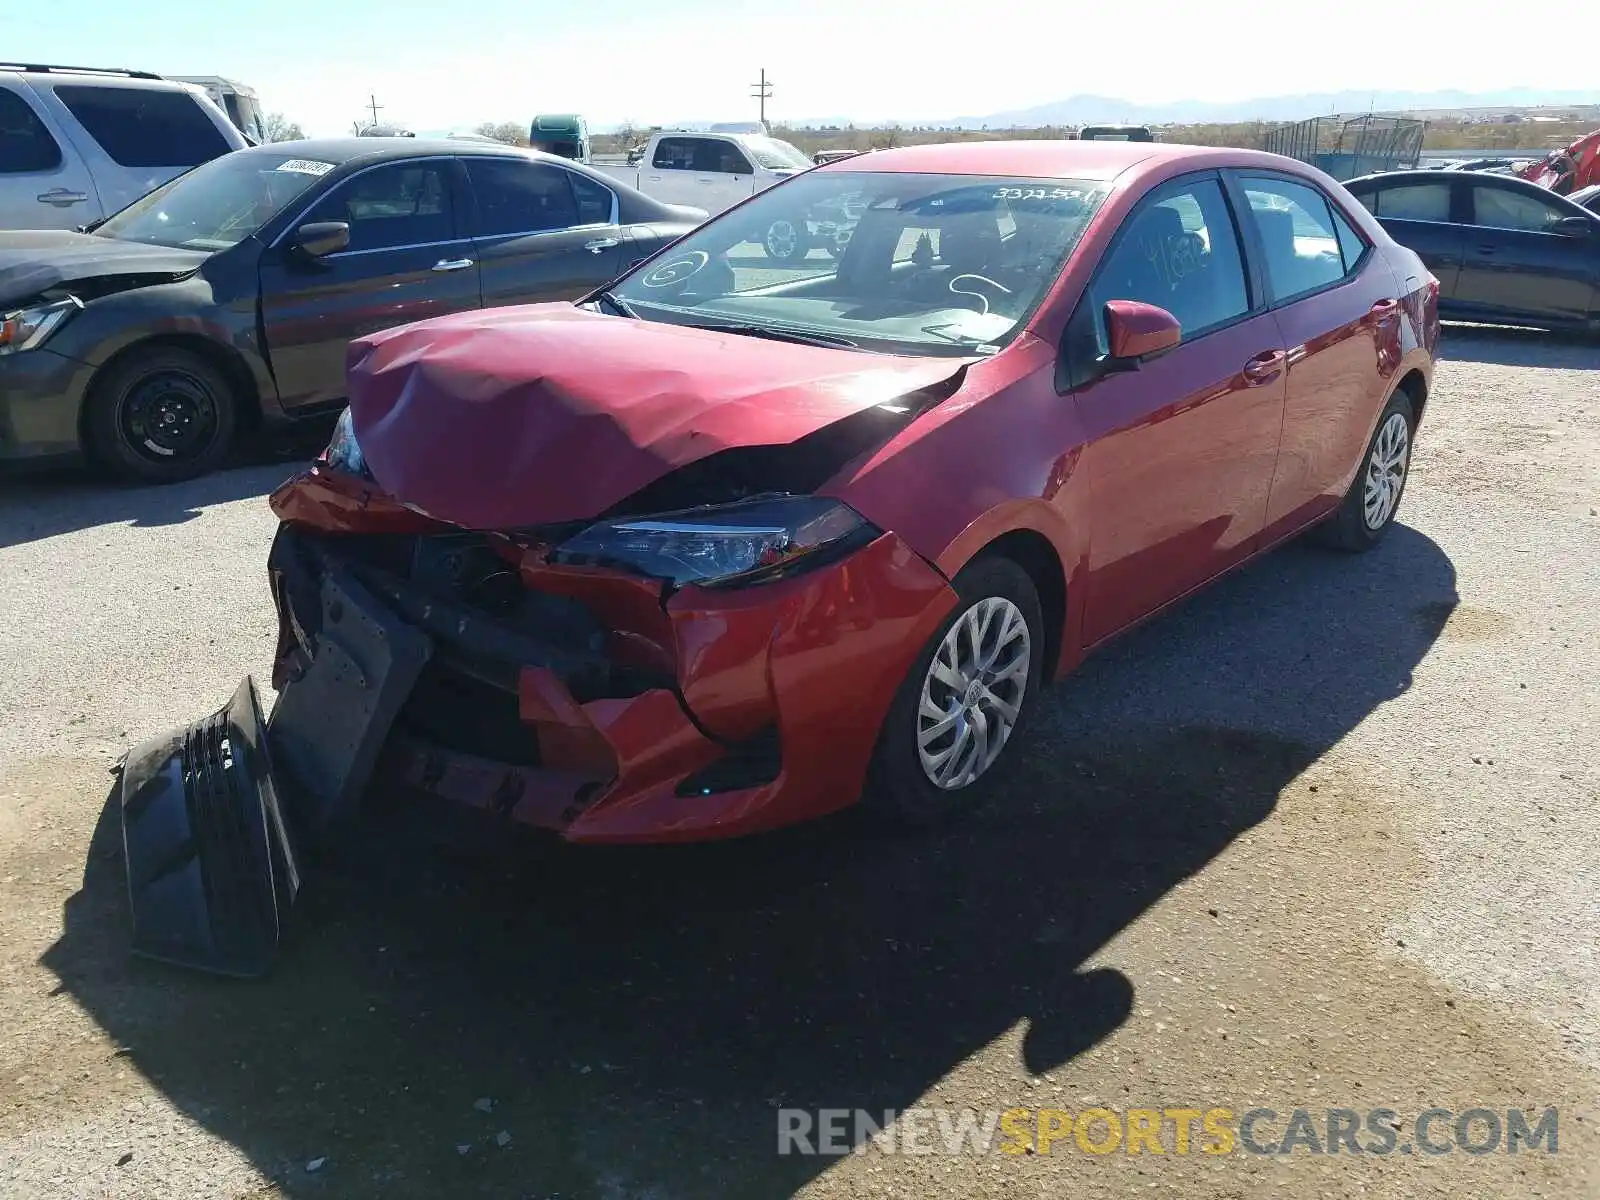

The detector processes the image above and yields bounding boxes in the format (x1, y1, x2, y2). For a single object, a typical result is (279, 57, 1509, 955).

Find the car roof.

(234, 136, 544, 168)
(821, 139, 1318, 184)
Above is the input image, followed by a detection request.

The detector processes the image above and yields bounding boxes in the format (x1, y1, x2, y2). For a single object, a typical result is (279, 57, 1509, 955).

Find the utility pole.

(366, 93, 383, 128)
(750, 69, 772, 127)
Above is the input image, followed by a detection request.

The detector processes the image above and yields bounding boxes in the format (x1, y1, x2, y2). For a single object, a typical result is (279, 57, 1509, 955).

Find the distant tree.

(263, 112, 305, 142)
(615, 119, 639, 147)
(475, 121, 530, 146)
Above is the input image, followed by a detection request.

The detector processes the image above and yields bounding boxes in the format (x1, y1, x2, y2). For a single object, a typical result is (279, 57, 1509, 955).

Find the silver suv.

(0, 63, 247, 231)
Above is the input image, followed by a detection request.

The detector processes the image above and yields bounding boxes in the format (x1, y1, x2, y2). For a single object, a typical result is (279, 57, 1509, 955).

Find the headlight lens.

(321, 406, 373, 480)
(0, 296, 81, 356)
(552, 495, 877, 588)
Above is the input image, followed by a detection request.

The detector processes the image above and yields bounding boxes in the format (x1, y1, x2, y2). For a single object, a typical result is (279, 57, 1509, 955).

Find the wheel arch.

(956, 527, 1068, 684)
(1392, 367, 1428, 427)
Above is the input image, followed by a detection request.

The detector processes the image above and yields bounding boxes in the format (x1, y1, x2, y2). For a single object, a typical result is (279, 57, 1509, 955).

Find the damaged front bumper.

(119, 467, 958, 975)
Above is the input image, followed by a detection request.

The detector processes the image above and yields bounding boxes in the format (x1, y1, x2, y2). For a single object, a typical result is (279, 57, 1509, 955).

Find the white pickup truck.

(595, 130, 830, 263)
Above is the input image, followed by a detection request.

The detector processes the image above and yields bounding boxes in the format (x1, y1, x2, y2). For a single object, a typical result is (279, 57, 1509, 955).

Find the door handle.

(431, 257, 474, 272)
(1241, 350, 1286, 384)
(584, 237, 620, 254)
(1366, 298, 1401, 323)
(1475, 245, 1497, 255)
(37, 189, 89, 206)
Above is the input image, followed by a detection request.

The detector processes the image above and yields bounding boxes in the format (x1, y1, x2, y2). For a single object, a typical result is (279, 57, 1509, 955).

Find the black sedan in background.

(1344, 170, 1600, 335)
(0, 139, 704, 482)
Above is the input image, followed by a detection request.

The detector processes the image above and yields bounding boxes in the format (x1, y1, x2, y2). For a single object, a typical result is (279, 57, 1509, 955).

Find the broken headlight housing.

(321, 406, 375, 480)
(552, 496, 879, 588)
(0, 296, 81, 356)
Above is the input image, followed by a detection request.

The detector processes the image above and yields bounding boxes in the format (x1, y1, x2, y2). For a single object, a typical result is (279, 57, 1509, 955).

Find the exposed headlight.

(321, 406, 373, 480)
(552, 495, 878, 588)
(0, 296, 81, 356)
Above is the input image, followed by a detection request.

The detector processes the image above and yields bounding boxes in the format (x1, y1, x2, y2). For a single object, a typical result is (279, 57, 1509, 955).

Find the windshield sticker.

(274, 159, 336, 176)
(640, 251, 709, 288)
(992, 186, 1082, 201)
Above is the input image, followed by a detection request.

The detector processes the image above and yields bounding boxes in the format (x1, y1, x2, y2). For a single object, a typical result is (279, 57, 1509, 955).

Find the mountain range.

(754, 87, 1600, 131)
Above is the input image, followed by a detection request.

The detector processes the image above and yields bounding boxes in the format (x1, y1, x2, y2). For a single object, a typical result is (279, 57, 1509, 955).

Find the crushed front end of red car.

(118, 305, 970, 976)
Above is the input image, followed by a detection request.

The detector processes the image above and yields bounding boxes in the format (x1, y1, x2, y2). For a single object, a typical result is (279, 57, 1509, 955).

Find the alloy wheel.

(1362, 411, 1411, 530)
(916, 596, 1031, 790)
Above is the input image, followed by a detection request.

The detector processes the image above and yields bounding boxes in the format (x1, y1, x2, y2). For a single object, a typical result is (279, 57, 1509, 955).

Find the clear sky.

(12, 1, 1592, 135)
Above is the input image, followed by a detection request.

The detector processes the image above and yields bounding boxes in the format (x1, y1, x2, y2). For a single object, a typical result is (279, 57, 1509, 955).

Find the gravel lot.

(1, 326, 1596, 1199)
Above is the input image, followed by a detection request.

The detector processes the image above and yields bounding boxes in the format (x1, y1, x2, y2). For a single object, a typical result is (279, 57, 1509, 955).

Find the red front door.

(1069, 174, 1288, 647)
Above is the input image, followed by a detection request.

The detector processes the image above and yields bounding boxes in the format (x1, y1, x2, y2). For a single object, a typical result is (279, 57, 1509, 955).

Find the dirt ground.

(1, 326, 1596, 1198)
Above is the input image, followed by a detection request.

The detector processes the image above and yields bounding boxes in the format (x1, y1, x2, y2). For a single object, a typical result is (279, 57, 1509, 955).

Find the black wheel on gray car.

(864, 555, 1047, 828)
(84, 346, 238, 484)
(762, 217, 811, 265)
(1314, 390, 1415, 553)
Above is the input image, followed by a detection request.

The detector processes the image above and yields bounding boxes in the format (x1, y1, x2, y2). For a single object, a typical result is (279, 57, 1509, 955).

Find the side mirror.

(1554, 214, 1597, 237)
(293, 220, 350, 259)
(1104, 299, 1182, 362)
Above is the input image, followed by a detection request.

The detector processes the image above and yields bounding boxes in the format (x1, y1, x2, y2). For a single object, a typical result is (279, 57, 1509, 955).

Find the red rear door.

(1229, 172, 1405, 543)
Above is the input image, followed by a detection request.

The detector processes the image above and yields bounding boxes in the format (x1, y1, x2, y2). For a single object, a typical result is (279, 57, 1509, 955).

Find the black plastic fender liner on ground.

(120, 676, 301, 978)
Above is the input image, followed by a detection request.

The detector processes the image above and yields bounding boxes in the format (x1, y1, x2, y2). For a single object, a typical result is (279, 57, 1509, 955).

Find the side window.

(302, 161, 453, 253)
(1331, 204, 1368, 272)
(1242, 177, 1348, 301)
(53, 85, 230, 169)
(464, 158, 579, 235)
(570, 172, 614, 224)
(694, 140, 752, 175)
(0, 87, 63, 173)
(1369, 183, 1451, 222)
(652, 137, 698, 170)
(1470, 185, 1566, 233)
(1088, 177, 1249, 347)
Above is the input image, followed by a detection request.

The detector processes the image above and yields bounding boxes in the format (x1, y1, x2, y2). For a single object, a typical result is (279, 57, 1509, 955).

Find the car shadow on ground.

(0, 422, 330, 550)
(1439, 322, 1600, 370)
(41, 525, 1457, 1198)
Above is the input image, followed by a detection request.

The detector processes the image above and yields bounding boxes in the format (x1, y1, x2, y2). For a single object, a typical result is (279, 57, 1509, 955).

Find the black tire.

(762, 217, 811, 265)
(84, 346, 238, 484)
(1314, 390, 1415, 552)
(863, 554, 1047, 828)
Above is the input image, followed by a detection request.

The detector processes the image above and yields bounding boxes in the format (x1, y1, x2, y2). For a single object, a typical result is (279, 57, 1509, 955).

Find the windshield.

(94, 150, 335, 250)
(742, 136, 812, 171)
(607, 171, 1109, 356)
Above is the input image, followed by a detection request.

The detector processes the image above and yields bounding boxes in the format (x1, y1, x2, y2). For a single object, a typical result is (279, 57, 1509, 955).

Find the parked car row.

(114, 137, 1442, 974)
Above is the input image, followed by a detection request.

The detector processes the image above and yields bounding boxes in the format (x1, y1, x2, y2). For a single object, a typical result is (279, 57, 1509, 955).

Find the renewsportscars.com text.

(777, 1106, 1560, 1157)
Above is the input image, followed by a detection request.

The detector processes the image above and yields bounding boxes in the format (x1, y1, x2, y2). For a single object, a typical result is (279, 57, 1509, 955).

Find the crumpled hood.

(347, 304, 971, 528)
(0, 230, 209, 308)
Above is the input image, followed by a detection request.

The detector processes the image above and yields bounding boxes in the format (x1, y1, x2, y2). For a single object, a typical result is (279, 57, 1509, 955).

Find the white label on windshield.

(275, 159, 335, 176)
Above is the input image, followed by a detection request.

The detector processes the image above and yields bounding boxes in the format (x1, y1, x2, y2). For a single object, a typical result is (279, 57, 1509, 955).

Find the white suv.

(0, 63, 247, 231)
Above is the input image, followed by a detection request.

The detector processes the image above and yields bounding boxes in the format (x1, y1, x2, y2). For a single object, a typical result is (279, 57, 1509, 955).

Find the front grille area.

(182, 708, 276, 967)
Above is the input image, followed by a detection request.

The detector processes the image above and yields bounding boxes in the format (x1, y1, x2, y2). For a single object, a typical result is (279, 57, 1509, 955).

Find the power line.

(750, 69, 772, 126)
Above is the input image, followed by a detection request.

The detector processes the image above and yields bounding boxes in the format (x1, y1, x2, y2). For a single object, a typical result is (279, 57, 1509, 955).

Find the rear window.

(0, 87, 62, 173)
(53, 85, 231, 169)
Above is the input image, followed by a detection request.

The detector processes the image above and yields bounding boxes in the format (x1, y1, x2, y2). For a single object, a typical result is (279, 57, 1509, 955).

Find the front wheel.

(762, 217, 810, 265)
(1314, 391, 1415, 552)
(864, 555, 1047, 828)
(83, 346, 239, 484)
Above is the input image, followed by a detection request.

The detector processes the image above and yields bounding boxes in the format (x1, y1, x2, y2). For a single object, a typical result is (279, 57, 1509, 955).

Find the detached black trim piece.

(120, 676, 300, 978)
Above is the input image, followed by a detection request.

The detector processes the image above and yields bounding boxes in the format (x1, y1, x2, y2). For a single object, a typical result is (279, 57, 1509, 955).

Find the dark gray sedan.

(0, 138, 703, 482)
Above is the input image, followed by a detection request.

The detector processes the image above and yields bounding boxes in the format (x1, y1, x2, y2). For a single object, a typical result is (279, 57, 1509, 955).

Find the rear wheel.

(864, 555, 1046, 827)
(84, 346, 238, 484)
(1315, 391, 1414, 552)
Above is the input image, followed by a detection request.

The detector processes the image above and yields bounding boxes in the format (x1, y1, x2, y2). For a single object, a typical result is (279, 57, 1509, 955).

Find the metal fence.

(1261, 115, 1428, 179)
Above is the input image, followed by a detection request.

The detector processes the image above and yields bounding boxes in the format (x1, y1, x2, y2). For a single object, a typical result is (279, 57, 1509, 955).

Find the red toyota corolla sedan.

(119, 140, 1438, 975)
